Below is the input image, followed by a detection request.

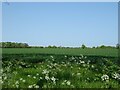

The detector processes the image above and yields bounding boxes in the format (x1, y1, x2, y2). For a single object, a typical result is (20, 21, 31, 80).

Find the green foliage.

(81, 44, 86, 49)
(2, 54, 120, 88)
(47, 45, 57, 48)
(100, 45, 105, 48)
(0, 42, 29, 48)
(96, 45, 115, 49)
(0, 42, 117, 49)
(116, 43, 120, 49)
(1, 42, 119, 88)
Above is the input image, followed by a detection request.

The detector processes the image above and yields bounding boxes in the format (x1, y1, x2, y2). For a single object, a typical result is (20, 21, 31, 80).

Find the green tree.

(1, 42, 29, 48)
(116, 43, 120, 49)
(81, 44, 86, 49)
(48, 45, 52, 48)
(0, 42, 2, 48)
(100, 45, 105, 48)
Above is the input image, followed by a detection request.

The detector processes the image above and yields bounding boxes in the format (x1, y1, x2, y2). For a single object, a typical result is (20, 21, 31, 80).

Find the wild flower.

(20, 78, 23, 81)
(4, 76, 7, 80)
(28, 85, 33, 88)
(71, 56, 75, 60)
(33, 76, 36, 79)
(91, 65, 94, 68)
(62, 82, 65, 85)
(39, 77, 43, 80)
(80, 60, 85, 64)
(84, 56, 87, 59)
(52, 58, 55, 61)
(63, 64, 67, 67)
(50, 55, 54, 58)
(66, 81, 71, 85)
(22, 80, 26, 83)
(70, 66, 73, 69)
(19, 66, 22, 68)
(32, 84, 36, 87)
(16, 84, 19, 88)
(0, 69, 3, 73)
(1, 80, 3, 84)
(35, 85, 39, 88)
(101, 74, 109, 81)
(87, 60, 90, 64)
(86, 78, 90, 81)
(50, 55, 55, 61)
(12, 84, 15, 87)
(45, 75, 49, 80)
(71, 85, 75, 88)
(74, 60, 77, 62)
(47, 65, 52, 68)
(112, 72, 120, 80)
(36, 73, 39, 76)
(61, 61, 65, 64)
(42, 69, 49, 74)
(15, 81, 19, 85)
(80, 54, 84, 58)
(64, 80, 67, 82)
(51, 77, 56, 83)
(72, 73, 74, 76)
(62, 80, 67, 85)
(54, 63, 57, 66)
(43, 85, 47, 88)
(77, 73, 81, 76)
(79, 57, 82, 60)
(27, 75, 31, 77)
(62, 80, 71, 86)
(21, 62, 26, 65)
(64, 55, 67, 58)
(13, 71, 18, 75)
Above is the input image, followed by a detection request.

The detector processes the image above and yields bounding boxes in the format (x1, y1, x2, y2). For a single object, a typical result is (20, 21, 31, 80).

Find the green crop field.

(1, 48, 120, 88)
(2, 48, 118, 57)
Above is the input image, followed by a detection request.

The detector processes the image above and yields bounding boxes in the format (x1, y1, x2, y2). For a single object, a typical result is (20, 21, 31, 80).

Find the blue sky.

(2, 2, 118, 47)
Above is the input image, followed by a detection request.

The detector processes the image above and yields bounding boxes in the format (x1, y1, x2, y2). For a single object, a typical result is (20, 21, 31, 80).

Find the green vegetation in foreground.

(1, 42, 119, 88)
(2, 48, 118, 57)
(2, 54, 120, 88)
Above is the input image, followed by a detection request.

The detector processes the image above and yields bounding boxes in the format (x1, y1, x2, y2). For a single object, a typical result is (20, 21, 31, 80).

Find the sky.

(2, 2, 118, 47)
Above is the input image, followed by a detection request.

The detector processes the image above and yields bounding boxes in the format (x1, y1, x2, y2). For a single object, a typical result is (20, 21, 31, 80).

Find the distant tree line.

(0, 42, 119, 49)
(81, 44, 120, 49)
(0, 42, 29, 48)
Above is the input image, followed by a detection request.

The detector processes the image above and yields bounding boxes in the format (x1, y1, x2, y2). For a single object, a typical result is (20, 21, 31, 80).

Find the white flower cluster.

(45, 75, 49, 80)
(71, 56, 75, 60)
(15, 81, 19, 88)
(79, 60, 85, 64)
(101, 74, 109, 81)
(50, 55, 54, 59)
(62, 80, 71, 86)
(64, 55, 67, 58)
(42, 69, 49, 75)
(51, 76, 56, 84)
(112, 72, 120, 80)
(20, 78, 26, 83)
(28, 84, 39, 88)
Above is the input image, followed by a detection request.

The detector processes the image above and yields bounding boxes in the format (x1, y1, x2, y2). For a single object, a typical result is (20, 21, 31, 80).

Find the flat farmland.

(1, 48, 120, 88)
(2, 48, 118, 57)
